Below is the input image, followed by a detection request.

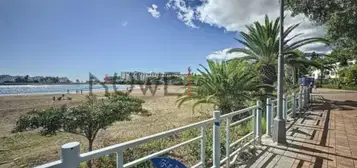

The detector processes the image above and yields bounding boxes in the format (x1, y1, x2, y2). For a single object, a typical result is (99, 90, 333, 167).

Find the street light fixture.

(273, 0, 287, 144)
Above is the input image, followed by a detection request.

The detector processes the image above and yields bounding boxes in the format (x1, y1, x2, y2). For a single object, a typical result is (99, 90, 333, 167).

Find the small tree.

(24, 75, 29, 83)
(13, 92, 148, 167)
(346, 65, 357, 85)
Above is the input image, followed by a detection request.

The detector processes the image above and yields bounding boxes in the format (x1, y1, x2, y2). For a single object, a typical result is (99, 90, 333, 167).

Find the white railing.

(265, 90, 309, 137)
(35, 90, 310, 168)
(35, 102, 262, 168)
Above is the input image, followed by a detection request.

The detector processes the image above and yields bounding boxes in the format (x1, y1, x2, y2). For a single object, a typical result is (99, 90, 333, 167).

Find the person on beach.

(80, 90, 83, 94)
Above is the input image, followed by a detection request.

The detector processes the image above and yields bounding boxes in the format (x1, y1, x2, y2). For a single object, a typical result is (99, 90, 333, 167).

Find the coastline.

(0, 87, 134, 97)
(0, 84, 137, 97)
(0, 85, 208, 168)
(0, 85, 186, 134)
(0, 84, 184, 97)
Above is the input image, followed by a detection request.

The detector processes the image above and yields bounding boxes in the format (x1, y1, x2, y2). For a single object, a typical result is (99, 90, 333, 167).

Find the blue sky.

(0, 0, 240, 81)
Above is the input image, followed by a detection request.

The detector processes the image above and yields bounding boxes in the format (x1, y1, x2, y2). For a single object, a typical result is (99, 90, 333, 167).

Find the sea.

(0, 84, 134, 96)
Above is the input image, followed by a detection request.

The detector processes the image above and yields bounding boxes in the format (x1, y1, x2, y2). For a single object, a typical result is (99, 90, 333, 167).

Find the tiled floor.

(238, 90, 357, 168)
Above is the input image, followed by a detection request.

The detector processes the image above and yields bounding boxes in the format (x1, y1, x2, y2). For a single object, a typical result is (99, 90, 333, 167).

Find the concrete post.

(266, 98, 272, 136)
(213, 111, 221, 168)
(61, 142, 80, 168)
(273, 0, 287, 145)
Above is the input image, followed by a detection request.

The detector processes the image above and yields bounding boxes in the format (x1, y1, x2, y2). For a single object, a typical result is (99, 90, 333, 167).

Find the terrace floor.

(238, 89, 357, 168)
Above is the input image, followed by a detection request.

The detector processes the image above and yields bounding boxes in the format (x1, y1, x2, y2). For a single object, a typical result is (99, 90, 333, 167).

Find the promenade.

(238, 88, 357, 168)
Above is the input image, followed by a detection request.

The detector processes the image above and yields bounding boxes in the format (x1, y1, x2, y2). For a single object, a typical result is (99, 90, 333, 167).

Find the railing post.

(200, 126, 206, 168)
(213, 111, 221, 168)
(61, 142, 80, 168)
(302, 87, 306, 110)
(266, 98, 272, 136)
(299, 90, 303, 113)
(283, 94, 287, 120)
(256, 101, 262, 144)
(225, 118, 231, 168)
(116, 150, 124, 168)
(306, 87, 310, 107)
(252, 109, 256, 147)
(292, 93, 296, 118)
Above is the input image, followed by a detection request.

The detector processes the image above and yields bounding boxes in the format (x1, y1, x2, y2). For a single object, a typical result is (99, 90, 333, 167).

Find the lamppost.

(273, 0, 287, 144)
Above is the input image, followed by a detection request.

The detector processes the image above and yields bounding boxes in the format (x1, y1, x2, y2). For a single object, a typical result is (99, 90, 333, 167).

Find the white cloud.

(207, 48, 247, 60)
(166, 0, 198, 28)
(166, 0, 331, 54)
(121, 21, 128, 27)
(147, 4, 161, 19)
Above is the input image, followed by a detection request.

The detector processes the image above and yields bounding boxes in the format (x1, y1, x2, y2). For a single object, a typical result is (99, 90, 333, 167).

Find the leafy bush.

(321, 84, 357, 91)
(341, 85, 357, 90)
(13, 106, 67, 135)
(321, 84, 339, 89)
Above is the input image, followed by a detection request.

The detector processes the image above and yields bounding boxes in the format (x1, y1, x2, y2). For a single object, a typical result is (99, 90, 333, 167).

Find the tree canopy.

(286, 0, 357, 51)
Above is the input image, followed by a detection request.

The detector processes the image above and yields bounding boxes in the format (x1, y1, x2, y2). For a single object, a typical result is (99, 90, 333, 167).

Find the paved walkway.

(238, 89, 357, 168)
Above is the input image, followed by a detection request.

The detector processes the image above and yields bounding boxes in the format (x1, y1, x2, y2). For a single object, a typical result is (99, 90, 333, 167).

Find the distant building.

(0, 75, 72, 84)
(311, 59, 356, 79)
(58, 77, 71, 83)
(120, 71, 186, 81)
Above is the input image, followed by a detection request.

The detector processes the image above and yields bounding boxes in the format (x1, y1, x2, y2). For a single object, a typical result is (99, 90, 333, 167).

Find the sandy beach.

(0, 85, 213, 167)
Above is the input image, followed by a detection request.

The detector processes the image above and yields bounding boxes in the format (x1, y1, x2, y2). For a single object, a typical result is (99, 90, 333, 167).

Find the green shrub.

(321, 84, 357, 91)
(321, 84, 339, 89)
(247, 117, 266, 135)
(341, 85, 357, 90)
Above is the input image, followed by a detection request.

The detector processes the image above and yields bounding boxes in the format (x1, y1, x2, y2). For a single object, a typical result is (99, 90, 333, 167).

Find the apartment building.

(120, 71, 187, 81)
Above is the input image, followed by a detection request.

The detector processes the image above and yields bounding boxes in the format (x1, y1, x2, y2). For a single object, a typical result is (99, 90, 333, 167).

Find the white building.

(311, 60, 356, 79)
(120, 71, 184, 81)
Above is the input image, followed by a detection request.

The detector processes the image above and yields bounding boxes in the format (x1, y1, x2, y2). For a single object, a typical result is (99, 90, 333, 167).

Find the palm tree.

(176, 60, 267, 114)
(228, 15, 327, 92)
(326, 49, 353, 68)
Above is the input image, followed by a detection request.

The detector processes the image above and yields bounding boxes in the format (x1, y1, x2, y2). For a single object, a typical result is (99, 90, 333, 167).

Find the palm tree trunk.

(292, 68, 296, 86)
(261, 64, 276, 94)
(87, 139, 94, 168)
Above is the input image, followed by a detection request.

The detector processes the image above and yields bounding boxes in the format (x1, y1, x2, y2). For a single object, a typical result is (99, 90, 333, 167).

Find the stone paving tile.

(235, 92, 357, 168)
(274, 156, 295, 168)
